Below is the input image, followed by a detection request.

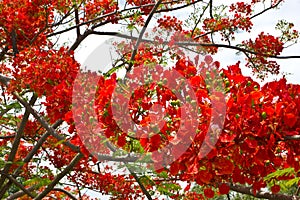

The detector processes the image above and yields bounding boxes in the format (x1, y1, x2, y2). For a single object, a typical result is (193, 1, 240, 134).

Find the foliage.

(0, 0, 299, 199)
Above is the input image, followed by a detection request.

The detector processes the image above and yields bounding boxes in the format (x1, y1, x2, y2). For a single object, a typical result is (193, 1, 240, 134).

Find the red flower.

(219, 183, 230, 195)
(271, 185, 280, 194)
(204, 188, 214, 198)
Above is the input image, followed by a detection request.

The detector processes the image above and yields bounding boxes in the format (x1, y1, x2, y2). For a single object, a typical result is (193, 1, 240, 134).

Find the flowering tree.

(0, 0, 299, 199)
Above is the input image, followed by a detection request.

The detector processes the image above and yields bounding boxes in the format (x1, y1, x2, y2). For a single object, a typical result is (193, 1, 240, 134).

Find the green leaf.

(0, 160, 13, 168)
(157, 183, 181, 196)
(285, 177, 300, 188)
(53, 139, 66, 147)
(157, 171, 168, 179)
(24, 177, 51, 187)
(130, 139, 144, 153)
(127, 24, 135, 31)
(140, 175, 155, 186)
(264, 167, 295, 182)
(7, 102, 22, 110)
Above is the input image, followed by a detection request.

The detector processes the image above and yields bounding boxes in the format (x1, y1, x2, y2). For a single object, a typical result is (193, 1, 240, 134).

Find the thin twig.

(65, 0, 204, 51)
(127, 0, 163, 72)
(250, 0, 283, 19)
(191, 3, 210, 37)
(53, 188, 78, 200)
(47, 0, 202, 38)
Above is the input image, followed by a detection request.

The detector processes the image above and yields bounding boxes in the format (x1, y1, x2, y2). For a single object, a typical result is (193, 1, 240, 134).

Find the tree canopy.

(0, 0, 299, 199)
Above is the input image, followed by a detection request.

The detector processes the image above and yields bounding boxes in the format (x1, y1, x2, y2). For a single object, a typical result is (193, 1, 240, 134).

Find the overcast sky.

(213, 0, 300, 85)
(75, 0, 300, 85)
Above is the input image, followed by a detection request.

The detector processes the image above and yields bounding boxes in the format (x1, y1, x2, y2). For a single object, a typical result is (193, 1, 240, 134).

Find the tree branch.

(250, 0, 283, 20)
(15, 119, 64, 173)
(74, 8, 81, 37)
(191, 3, 210, 36)
(229, 183, 300, 200)
(11, 29, 19, 56)
(52, 187, 78, 200)
(12, 92, 80, 153)
(68, 33, 89, 52)
(47, 0, 203, 38)
(176, 42, 300, 59)
(62, 0, 204, 51)
(127, 166, 153, 200)
(0, 120, 64, 198)
(0, 95, 37, 191)
(6, 185, 38, 200)
(0, 46, 8, 61)
(127, 0, 163, 72)
(89, 31, 300, 59)
(209, 0, 213, 19)
(51, 8, 75, 27)
(96, 153, 153, 163)
(0, 172, 35, 198)
(104, 141, 153, 200)
(285, 135, 300, 141)
(34, 153, 83, 200)
(91, 0, 203, 30)
(0, 74, 10, 86)
(0, 135, 15, 139)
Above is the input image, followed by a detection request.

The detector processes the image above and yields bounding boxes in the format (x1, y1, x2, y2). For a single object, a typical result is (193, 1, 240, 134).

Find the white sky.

(75, 0, 300, 85)
(213, 0, 300, 85)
